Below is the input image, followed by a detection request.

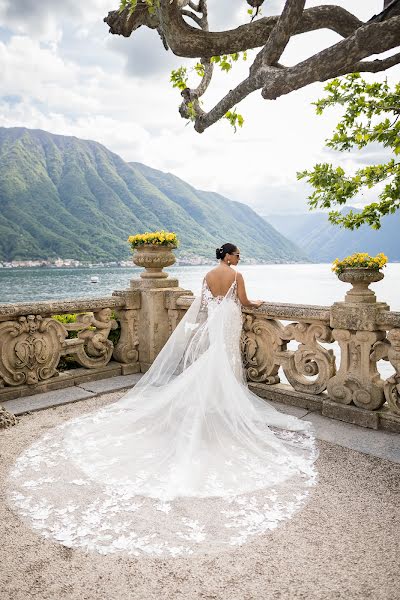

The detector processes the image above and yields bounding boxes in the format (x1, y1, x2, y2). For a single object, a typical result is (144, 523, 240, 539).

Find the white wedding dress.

(8, 275, 317, 557)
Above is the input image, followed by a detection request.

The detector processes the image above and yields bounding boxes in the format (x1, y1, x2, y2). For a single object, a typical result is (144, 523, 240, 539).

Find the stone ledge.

(244, 302, 331, 322)
(176, 296, 195, 309)
(305, 411, 400, 463)
(322, 399, 379, 429)
(379, 409, 400, 434)
(2, 372, 144, 416)
(79, 373, 143, 394)
(0, 373, 75, 402)
(0, 362, 140, 402)
(249, 382, 324, 412)
(2, 387, 95, 416)
(250, 382, 400, 433)
(376, 310, 400, 329)
(165, 290, 194, 309)
(0, 296, 126, 320)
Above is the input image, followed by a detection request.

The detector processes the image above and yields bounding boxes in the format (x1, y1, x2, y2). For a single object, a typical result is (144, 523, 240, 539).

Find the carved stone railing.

(0, 274, 193, 427)
(1, 265, 399, 434)
(175, 295, 400, 433)
(0, 293, 141, 405)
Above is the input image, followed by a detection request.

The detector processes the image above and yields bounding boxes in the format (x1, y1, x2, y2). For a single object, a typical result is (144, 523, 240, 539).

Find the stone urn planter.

(338, 268, 384, 304)
(132, 244, 176, 279)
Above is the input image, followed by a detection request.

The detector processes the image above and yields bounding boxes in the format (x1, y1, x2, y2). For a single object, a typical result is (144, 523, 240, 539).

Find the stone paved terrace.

(1, 378, 399, 600)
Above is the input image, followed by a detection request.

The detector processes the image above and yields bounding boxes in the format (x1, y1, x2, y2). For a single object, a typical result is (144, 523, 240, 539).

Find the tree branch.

(194, 76, 259, 133)
(106, 2, 400, 134)
(353, 51, 400, 73)
(260, 0, 306, 66)
(105, 4, 362, 57)
(192, 15, 400, 133)
(104, 4, 159, 37)
(181, 9, 202, 26)
(179, 0, 214, 119)
(260, 17, 400, 100)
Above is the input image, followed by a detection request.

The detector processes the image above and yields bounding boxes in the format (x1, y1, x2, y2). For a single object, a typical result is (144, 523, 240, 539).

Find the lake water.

(0, 263, 398, 379)
(0, 263, 399, 310)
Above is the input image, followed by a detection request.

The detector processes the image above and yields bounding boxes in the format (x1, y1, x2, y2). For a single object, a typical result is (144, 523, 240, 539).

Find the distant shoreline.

(0, 261, 316, 271)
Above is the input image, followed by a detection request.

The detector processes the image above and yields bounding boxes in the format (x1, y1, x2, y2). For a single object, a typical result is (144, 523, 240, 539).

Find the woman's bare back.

(205, 265, 237, 298)
(205, 265, 262, 308)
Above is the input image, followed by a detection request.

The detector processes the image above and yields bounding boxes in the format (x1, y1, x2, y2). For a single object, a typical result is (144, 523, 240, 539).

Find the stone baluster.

(111, 290, 141, 374)
(370, 321, 400, 422)
(241, 313, 284, 384)
(383, 328, 400, 415)
(279, 321, 336, 394)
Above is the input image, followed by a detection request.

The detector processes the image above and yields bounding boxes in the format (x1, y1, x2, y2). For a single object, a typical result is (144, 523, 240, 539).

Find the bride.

(8, 243, 317, 557)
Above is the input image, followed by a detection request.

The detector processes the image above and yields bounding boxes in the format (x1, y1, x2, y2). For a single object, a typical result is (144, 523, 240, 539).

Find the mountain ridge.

(0, 126, 308, 264)
(266, 208, 400, 261)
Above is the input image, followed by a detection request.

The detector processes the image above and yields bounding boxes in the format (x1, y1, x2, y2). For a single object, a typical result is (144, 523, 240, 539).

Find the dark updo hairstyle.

(216, 243, 237, 260)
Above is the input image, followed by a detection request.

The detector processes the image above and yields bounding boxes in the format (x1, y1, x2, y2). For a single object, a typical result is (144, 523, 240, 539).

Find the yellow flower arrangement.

(128, 230, 179, 250)
(332, 252, 388, 275)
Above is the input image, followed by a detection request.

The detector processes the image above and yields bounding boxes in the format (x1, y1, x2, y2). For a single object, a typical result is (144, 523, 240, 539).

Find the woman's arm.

(236, 273, 263, 308)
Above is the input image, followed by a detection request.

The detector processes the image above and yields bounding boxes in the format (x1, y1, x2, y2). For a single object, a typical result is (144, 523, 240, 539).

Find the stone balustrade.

(1, 268, 399, 433)
(173, 292, 400, 433)
(0, 293, 141, 403)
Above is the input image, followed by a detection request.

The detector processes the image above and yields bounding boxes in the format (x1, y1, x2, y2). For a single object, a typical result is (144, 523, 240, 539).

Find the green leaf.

(303, 74, 400, 229)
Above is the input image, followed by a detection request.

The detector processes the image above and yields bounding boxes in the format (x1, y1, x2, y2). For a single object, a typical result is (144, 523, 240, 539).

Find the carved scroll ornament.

(112, 308, 139, 364)
(279, 322, 336, 394)
(64, 308, 118, 369)
(327, 329, 385, 410)
(371, 328, 400, 415)
(0, 315, 67, 386)
(241, 314, 285, 384)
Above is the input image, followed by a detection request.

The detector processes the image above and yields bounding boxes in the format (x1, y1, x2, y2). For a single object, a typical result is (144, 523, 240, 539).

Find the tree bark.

(104, 1, 400, 133)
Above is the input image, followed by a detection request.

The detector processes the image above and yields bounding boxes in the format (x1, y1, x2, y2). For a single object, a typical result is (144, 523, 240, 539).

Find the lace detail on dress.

(200, 276, 241, 311)
(7, 269, 318, 558)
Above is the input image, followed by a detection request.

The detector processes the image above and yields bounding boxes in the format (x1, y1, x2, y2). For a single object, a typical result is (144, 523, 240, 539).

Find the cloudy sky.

(0, 0, 398, 215)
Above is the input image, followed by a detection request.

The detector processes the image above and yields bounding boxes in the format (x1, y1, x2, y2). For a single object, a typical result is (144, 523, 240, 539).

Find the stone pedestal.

(328, 269, 390, 411)
(130, 277, 191, 372)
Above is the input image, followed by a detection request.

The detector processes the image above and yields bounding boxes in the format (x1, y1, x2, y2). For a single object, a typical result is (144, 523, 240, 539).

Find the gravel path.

(1, 393, 399, 600)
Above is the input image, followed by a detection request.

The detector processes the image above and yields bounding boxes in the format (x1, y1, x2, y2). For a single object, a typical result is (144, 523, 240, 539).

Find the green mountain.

(0, 127, 307, 264)
(265, 208, 400, 262)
